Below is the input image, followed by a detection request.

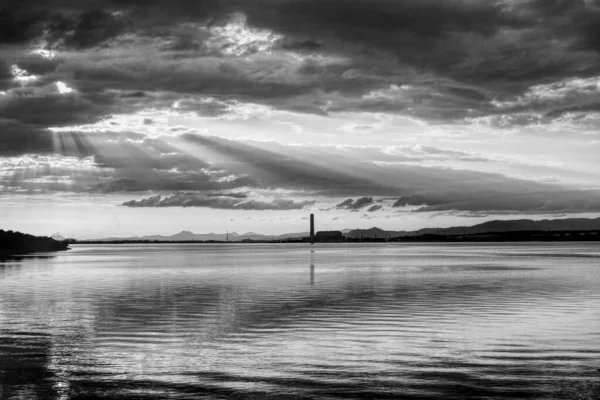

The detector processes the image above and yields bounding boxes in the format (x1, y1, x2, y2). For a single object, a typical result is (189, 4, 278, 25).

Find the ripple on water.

(1, 243, 599, 399)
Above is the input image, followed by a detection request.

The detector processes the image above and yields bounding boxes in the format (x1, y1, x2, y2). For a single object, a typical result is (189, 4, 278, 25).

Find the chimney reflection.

(310, 249, 315, 285)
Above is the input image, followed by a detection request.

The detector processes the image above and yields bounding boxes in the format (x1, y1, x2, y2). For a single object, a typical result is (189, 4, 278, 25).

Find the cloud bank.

(122, 193, 315, 210)
(2, 0, 600, 140)
(2, 0, 600, 219)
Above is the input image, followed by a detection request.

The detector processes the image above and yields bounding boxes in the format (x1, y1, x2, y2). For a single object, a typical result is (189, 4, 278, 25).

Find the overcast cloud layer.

(2, 0, 600, 222)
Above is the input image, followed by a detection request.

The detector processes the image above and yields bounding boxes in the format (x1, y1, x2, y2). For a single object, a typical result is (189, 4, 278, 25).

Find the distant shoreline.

(76, 229, 600, 244)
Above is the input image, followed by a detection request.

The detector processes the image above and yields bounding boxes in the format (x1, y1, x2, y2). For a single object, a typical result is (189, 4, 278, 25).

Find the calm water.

(1, 243, 600, 399)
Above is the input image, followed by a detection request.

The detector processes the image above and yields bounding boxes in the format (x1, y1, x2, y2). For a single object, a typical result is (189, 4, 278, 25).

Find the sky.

(2, 0, 600, 238)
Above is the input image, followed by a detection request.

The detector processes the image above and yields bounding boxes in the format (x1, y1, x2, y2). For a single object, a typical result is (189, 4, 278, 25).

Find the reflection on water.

(310, 249, 315, 286)
(1, 243, 600, 399)
(0, 253, 57, 263)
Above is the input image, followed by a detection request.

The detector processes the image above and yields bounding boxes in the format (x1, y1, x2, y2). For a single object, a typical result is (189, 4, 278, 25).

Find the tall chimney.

(310, 214, 315, 244)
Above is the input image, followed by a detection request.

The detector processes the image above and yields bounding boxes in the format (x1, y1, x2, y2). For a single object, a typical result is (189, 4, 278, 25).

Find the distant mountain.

(345, 217, 600, 238)
(51, 233, 66, 241)
(344, 227, 403, 239)
(91, 230, 309, 242)
(85, 217, 600, 242)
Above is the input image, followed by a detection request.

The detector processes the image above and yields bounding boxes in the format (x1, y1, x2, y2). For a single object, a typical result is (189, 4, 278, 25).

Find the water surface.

(1, 243, 599, 399)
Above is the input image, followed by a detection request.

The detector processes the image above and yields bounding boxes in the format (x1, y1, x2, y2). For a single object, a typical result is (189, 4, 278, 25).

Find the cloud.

(0, 6, 46, 45)
(0, 153, 103, 193)
(0, 120, 54, 156)
(1, 130, 256, 193)
(204, 191, 248, 199)
(235, 198, 315, 210)
(0, 90, 120, 127)
(334, 199, 353, 209)
(63, 10, 131, 49)
(4, 130, 600, 215)
(121, 193, 315, 210)
(390, 188, 600, 214)
(181, 134, 397, 196)
(1, 1, 600, 218)
(1, 0, 600, 134)
(336, 197, 374, 210)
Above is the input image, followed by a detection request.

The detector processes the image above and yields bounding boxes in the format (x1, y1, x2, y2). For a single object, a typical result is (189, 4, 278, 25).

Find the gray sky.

(2, 0, 600, 237)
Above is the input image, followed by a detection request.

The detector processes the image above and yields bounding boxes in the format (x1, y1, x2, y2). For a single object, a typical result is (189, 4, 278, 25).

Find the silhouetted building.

(310, 214, 315, 244)
(315, 231, 344, 242)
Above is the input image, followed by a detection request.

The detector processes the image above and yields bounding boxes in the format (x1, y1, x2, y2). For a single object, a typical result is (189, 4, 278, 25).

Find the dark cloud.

(120, 91, 146, 98)
(63, 10, 131, 49)
(14, 53, 61, 78)
(390, 188, 600, 214)
(0, 60, 12, 91)
(1, 0, 600, 131)
(232, 0, 600, 121)
(415, 193, 600, 214)
(336, 197, 374, 210)
(2, 2, 600, 216)
(367, 205, 382, 212)
(0, 6, 46, 44)
(335, 199, 353, 209)
(204, 191, 248, 199)
(174, 98, 232, 118)
(392, 199, 407, 208)
(277, 38, 324, 52)
(0, 120, 54, 156)
(0, 91, 119, 127)
(121, 193, 315, 210)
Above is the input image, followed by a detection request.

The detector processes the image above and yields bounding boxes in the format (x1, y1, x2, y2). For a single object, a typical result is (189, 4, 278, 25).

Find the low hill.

(343, 227, 403, 239)
(93, 230, 309, 242)
(345, 217, 600, 238)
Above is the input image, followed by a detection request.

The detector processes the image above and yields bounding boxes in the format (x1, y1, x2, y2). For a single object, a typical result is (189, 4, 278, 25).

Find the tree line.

(0, 230, 69, 256)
